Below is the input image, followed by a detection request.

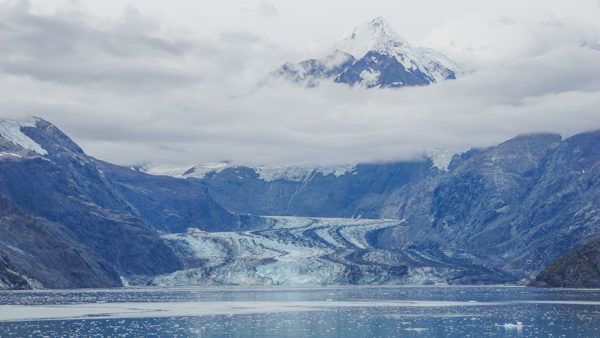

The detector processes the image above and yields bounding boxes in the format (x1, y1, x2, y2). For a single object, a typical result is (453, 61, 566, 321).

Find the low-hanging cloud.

(0, 1, 599, 168)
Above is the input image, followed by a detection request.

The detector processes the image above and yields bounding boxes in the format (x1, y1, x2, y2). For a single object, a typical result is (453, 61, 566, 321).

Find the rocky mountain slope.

(530, 237, 600, 288)
(0, 194, 121, 289)
(0, 118, 239, 289)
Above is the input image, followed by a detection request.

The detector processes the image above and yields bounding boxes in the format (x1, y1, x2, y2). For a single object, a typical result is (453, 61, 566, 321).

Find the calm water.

(0, 286, 598, 337)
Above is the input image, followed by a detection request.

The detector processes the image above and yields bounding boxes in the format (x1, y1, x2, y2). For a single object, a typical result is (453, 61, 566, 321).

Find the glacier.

(150, 216, 510, 286)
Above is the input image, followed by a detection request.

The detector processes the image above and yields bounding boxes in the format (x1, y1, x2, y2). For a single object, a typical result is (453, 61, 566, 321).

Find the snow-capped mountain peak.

(341, 16, 406, 45)
(338, 16, 408, 58)
(272, 16, 461, 88)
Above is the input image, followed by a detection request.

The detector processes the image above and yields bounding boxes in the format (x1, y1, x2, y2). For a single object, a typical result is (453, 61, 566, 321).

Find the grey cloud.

(257, 1, 278, 18)
(0, 2, 224, 91)
(493, 17, 516, 26)
(0, 2, 599, 168)
(0, 2, 288, 95)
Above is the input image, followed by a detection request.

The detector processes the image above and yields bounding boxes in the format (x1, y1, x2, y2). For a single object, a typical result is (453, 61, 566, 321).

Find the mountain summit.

(273, 17, 460, 88)
(337, 16, 408, 57)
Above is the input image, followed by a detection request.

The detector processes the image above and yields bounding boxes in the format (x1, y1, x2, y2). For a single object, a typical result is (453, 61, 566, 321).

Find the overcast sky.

(1, 0, 600, 168)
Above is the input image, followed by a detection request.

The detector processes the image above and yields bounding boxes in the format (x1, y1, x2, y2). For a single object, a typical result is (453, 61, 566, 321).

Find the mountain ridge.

(1, 116, 599, 288)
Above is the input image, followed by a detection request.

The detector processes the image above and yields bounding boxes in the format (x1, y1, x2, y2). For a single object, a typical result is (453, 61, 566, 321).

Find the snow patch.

(182, 161, 235, 179)
(0, 118, 47, 155)
(359, 69, 381, 87)
(256, 163, 356, 182)
(425, 148, 464, 171)
(141, 164, 190, 177)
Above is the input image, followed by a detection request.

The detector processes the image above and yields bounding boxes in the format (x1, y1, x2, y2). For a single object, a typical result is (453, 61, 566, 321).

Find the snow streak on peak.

(0, 117, 48, 155)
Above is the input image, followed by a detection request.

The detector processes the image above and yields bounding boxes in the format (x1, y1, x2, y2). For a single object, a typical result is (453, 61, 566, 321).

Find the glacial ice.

(0, 118, 47, 155)
(152, 216, 465, 286)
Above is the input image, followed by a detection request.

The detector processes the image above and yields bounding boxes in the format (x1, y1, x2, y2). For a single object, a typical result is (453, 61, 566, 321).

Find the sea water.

(0, 285, 598, 337)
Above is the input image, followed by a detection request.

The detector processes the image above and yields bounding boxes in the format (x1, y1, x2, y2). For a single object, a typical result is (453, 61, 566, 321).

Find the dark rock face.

(205, 161, 436, 219)
(0, 194, 121, 289)
(336, 51, 432, 88)
(97, 161, 240, 233)
(531, 237, 600, 287)
(414, 134, 567, 273)
(0, 256, 33, 290)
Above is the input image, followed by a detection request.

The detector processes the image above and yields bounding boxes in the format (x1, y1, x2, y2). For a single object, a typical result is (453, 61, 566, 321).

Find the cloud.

(257, 1, 278, 19)
(0, 1, 599, 168)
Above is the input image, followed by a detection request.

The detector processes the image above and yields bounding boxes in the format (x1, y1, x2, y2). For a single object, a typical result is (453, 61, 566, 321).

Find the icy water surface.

(0, 286, 599, 337)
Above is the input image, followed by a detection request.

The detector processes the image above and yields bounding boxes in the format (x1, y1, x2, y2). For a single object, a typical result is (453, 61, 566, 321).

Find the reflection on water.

(0, 286, 598, 337)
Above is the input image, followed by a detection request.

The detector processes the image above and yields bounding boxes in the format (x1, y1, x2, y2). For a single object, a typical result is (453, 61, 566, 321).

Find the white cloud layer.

(0, 0, 599, 167)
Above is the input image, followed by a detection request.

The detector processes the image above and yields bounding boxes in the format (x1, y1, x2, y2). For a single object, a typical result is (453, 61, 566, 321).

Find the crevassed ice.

(0, 118, 48, 155)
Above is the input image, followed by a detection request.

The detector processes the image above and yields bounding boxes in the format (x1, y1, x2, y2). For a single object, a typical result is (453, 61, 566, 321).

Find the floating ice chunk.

(498, 321, 524, 331)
